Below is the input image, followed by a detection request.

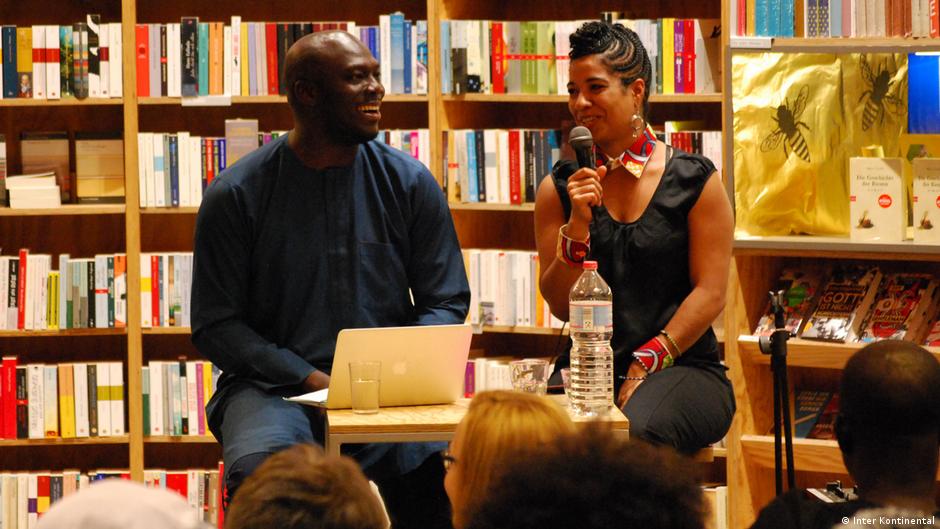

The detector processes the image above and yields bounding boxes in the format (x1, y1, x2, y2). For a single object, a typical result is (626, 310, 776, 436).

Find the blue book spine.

(403, 20, 412, 94)
(197, 23, 209, 96)
(369, 27, 378, 63)
(755, 0, 771, 36)
(2, 26, 16, 99)
(465, 130, 479, 203)
(768, 0, 781, 35)
(817, 0, 830, 37)
(781, 0, 796, 36)
(828, 0, 841, 36)
(169, 135, 179, 207)
(218, 138, 226, 170)
(390, 12, 405, 94)
(440, 21, 451, 95)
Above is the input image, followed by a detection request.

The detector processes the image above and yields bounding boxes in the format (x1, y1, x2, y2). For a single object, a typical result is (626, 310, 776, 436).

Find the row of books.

(0, 251, 128, 331)
(850, 157, 940, 244)
(733, 0, 935, 38)
(444, 128, 560, 205)
(440, 18, 720, 96)
(0, 358, 125, 440)
(753, 265, 940, 344)
(140, 253, 192, 329)
(463, 249, 564, 330)
(135, 13, 427, 98)
(0, 468, 223, 529)
(142, 360, 219, 437)
(137, 125, 430, 208)
(0, 18, 122, 100)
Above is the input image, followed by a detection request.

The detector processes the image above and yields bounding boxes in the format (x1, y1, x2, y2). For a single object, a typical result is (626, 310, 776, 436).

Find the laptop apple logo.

(392, 361, 408, 376)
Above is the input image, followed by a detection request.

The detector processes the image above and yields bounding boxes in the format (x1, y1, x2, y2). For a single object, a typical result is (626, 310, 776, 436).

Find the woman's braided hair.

(569, 21, 653, 119)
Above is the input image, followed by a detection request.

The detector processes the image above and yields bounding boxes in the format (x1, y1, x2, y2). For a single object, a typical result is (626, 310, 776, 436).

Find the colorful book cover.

(801, 264, 882, 342)
(808, 393, 840, 440)
(754, 267, 826, 337)
(858, 273, 938, 342)
(793, 388, 833, 438)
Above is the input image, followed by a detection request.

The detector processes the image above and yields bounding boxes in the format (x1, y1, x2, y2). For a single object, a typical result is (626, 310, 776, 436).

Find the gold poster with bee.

(732, 53, 908, 236)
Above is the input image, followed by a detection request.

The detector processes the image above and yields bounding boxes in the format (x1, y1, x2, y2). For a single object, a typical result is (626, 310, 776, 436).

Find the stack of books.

(6, 172, 61, 209)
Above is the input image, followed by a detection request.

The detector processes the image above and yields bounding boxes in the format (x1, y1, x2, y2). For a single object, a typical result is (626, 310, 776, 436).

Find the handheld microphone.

(568, 126, 594, 169)
(568, 126, 602, 217)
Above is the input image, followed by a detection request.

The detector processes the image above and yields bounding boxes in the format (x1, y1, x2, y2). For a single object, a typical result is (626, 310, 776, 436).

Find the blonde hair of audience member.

(225, 443, 388, 529)
(444, 390, 575, 529)
(35, 479, 212, 529)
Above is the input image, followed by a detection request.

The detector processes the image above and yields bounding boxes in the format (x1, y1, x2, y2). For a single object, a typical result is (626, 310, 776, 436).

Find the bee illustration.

(859, 57, 904, 131)
(760, 85, 811, 163)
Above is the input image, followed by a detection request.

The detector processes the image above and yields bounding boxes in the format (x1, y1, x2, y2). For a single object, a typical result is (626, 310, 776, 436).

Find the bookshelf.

(1, 0, 726, 513)
(723, 26, 940, 522)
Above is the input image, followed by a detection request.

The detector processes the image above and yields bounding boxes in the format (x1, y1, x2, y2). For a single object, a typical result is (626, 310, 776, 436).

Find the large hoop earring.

(631, 113, 645, 135)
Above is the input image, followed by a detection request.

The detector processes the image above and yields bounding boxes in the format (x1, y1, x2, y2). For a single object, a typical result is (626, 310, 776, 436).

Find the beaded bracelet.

(659, 329, 681, 356)
(632, 336, 675, 375)
(556, 224, 590, 267)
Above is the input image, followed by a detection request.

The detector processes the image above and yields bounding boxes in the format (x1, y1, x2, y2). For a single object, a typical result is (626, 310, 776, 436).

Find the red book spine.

(16, 249, 27, 330)
(2, 357, 16, 439)
(738, 0, 747, 35)
(683, 19, 695, 94)
(205, 139, 215, 185)
(150, 255, 159, 327)
(508, 130, 522, 205)
(932, 0, 939, 37)
(265, 23, 279, 95)
(217, 460, 226, 528)
(491, 22, 505, 94)
(136, 24, 150, 97)
(165, 471, 188, 498)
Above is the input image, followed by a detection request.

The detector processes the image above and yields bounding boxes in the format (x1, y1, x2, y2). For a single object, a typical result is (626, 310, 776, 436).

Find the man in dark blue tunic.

(191, 30, 469, 529)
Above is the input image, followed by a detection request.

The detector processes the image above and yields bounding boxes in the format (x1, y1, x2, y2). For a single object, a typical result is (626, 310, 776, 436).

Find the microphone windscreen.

(569, 126, 593, 151)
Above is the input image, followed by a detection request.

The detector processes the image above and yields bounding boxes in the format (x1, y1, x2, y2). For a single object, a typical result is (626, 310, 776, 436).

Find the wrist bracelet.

(659, 329, 681, 356)
(632, 336, 675, 374)
(556, 224, 590, 267)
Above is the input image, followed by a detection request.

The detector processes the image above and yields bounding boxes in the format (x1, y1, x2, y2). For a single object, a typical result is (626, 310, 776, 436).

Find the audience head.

(225, 443, 387, 529)
(444, 390, 575, 529)
(466, 426, 706, 529)
(36, 479, 212, 529)
(836, 340, 940, 507)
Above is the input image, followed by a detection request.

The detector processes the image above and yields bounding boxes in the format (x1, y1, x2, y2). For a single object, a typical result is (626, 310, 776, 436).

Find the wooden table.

(324, 395, 629, 456)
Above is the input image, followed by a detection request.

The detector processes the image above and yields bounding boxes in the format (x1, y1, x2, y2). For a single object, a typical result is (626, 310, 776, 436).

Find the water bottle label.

(570, 302, 613, 333)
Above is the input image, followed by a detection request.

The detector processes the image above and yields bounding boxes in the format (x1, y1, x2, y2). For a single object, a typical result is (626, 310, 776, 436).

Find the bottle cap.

(583, 260, 598, 270)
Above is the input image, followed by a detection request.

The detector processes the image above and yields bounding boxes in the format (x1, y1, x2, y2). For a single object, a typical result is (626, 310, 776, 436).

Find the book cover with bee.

(801, 264, 882, 342)
(753, 266, 826, 337)
(912, 158, 940, 243)
(858, 273, 938, 342)
(849, 157, 906, 242)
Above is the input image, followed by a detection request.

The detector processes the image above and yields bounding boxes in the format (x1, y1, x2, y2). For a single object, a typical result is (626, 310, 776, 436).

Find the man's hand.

(302, 370, 331, 393)
(616, 361, 647, 408)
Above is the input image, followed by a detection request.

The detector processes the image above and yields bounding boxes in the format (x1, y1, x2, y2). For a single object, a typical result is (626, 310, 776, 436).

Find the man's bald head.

(284, 31, 372, 112)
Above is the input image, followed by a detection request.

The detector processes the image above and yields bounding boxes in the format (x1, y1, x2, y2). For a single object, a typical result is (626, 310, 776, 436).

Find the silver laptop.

(286, 324, 472, 409)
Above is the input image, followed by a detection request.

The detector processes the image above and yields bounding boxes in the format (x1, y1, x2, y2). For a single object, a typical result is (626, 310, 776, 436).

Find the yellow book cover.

(16, 27, 32, 98)
(747, 0, 757, 35)
(202, 360, 212, 434)
(47, 272, 59, 330)
(209, 22, 224, 95)
(446, 131, 460, 203)
(534, 254, 545, 328)
(661, 19, 675, 95)
(58, 364, 76, 438)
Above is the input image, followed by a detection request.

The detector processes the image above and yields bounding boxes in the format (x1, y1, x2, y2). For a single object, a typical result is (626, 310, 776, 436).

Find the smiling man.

(191, 31, 469, 529)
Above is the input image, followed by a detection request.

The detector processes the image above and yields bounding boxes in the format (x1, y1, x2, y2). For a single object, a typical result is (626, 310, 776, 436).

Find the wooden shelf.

(145, 435, 217, 443)
(0, 204, 125, 216)
(0, 328, 127, 337)
(449, 202, 534, 212)
(741, 435, 844, 473)
(738, 37, 940, 53)
(0, 436, 129, 447)
(140, 207, 199, 215)
(139, 94, 427, 105)
(442, 93, 722, 104)
(738, 335, 940, 369)
(142, 327, 191, 335)
(0, 98, 123, 107)
(734, 234, 940, 261)
(479, 325, 566, 336)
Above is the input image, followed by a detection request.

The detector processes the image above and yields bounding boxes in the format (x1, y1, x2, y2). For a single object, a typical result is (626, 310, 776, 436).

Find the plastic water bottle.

(568, 260, 614, 416)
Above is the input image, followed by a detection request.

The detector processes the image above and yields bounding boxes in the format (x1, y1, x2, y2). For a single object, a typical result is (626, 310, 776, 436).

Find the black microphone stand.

(758, 290, 796, 495)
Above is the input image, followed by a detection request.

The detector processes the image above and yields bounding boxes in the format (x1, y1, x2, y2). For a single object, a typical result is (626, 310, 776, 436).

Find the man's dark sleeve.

(406, 167, 470, 325)
(190, 178, 316, 391)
